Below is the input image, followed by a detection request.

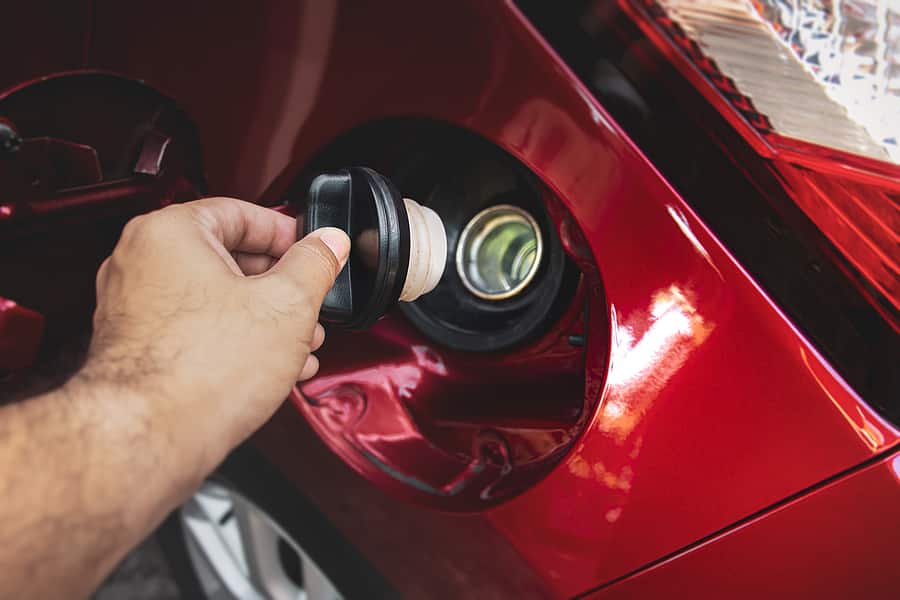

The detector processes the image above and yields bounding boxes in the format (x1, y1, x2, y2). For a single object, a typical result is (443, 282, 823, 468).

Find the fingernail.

(319, 227, 351, 266)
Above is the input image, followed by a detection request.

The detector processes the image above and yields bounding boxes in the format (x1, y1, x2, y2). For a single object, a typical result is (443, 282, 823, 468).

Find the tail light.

(621, 0, 899, 328)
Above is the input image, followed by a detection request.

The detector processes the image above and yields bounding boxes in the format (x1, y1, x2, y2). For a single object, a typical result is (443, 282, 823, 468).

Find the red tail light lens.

(622, 0, 900, 326)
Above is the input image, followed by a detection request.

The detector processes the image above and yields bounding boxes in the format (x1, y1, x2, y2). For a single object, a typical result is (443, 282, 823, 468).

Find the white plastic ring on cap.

(400, 197, 447, 302)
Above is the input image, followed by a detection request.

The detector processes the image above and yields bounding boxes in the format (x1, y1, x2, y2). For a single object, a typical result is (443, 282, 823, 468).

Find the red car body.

(2, 1, 898, 598)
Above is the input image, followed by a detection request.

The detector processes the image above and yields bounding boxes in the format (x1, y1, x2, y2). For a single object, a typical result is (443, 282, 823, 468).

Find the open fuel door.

(0, 72, 203, 396)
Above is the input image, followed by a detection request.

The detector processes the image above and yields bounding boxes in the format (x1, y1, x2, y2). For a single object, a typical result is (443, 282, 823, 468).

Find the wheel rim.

(179, 481, 341, 600)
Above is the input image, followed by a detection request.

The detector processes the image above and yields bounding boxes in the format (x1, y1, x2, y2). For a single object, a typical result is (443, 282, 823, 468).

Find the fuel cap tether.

(302, 167, 446, 329)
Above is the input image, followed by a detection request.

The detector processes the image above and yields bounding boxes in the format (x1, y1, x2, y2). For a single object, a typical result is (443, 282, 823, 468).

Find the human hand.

(80, 197, 349, 482)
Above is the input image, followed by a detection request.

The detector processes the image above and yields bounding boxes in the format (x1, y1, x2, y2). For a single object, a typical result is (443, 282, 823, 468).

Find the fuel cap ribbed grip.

(302, 167, 411, 330)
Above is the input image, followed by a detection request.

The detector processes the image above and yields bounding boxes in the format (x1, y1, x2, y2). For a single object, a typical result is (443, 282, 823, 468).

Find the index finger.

(188, 197, 300, 257)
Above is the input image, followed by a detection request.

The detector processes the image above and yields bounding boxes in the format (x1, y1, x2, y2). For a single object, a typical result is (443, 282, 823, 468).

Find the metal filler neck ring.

(455, 204, 544, 301)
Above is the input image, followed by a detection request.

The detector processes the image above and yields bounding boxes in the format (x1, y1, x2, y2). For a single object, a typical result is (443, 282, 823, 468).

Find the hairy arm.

(0, 375, 188, 599)
(0, 198, 349, 599)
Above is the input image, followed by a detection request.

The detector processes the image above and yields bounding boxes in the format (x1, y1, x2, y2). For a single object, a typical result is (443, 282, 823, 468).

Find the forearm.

(0, 373, 199, 600)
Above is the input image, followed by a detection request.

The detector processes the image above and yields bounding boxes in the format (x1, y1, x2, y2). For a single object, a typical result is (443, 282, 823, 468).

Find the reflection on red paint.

(799, 346, 889, 452)
(666, 205, 714, 268)
(559, 285, 713, 534)
(599, 284, 713, 443)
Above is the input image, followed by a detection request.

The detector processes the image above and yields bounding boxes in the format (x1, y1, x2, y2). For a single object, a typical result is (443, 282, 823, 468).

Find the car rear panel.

(2, 0, 896, 597)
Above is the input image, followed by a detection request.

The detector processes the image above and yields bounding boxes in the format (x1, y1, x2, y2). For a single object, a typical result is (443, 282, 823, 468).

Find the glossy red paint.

(294, 283, 592, 510)
(0, 298, 44, 371)
(588, 450, 900, 599)
(88, 0, 900, 595)
(3, 0, 894, 596)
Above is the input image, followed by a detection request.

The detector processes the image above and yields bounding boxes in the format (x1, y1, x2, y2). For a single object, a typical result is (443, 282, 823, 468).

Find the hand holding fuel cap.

(85, 197, 351, 477)
(81, 166, 445, 480)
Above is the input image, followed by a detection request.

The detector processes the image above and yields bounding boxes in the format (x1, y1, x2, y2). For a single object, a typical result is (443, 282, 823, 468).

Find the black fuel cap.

(302, 167, 411, 330)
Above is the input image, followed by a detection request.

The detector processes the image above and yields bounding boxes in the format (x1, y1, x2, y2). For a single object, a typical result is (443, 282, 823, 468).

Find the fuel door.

(0, 72, 203, 395)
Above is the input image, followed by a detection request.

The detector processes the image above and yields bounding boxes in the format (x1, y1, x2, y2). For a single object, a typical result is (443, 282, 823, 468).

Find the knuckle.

(119, 214, 147, 241)
(121, 210, 167, 241)
(196, 196, 241, 209)
(158, 203, 192, 224)
(187, 197, 241, 225)
(121, 205, 192, 245)
(95, 258, 110, 287)
(183, 202, 214, 229)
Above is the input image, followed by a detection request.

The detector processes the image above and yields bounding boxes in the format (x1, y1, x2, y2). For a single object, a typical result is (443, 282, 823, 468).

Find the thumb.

(266, 227, 351, 307)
